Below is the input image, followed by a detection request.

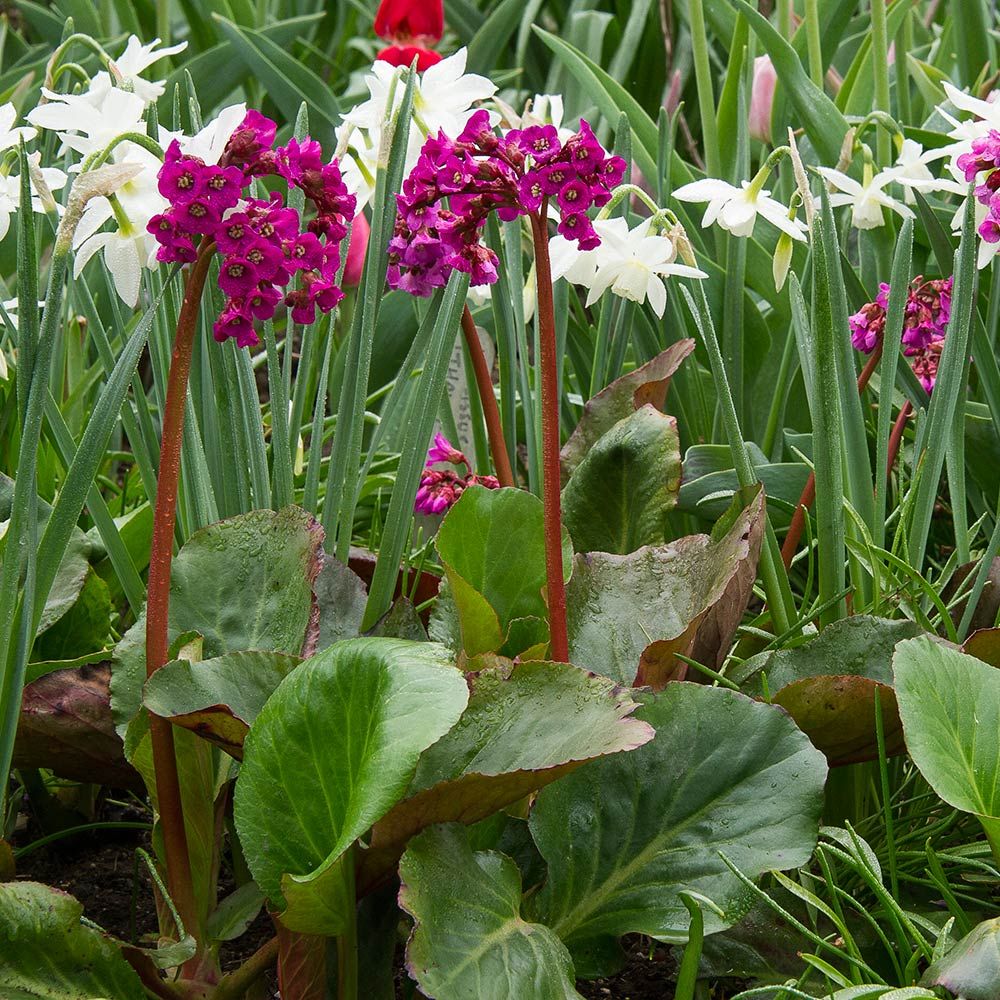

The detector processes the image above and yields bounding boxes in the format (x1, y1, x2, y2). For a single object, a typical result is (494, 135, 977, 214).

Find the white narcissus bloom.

(28, 86, 146, 159)
(887, 139, 961, 203)
(107, 35, 187, 103)
(816, 165, 915, 229)
(74, 227, 149, 308)
(551, 218, 706, 318)
(341, 48, 497, 208)
(181, 103, 246, 165)
(672, 177, 808, 241)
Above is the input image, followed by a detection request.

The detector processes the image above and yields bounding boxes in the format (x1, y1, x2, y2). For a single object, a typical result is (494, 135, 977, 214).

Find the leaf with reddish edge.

(142, 651, 301, 759)
(964, 628, 1000, 667)
(276, 923, 327, 1000)
(400, 824, 584, 1000)
(733, 616, 924, 766)
(921, 917, 1000, 1000)
(110, 506, 324, 738)
(13, 662, 142, 790)
(567, 487, 764, 689)
(357, 657, 652, 893)
(560, 340, 695, 480)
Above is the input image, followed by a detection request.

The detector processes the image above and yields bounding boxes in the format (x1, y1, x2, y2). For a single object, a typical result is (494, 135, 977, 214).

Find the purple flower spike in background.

(149, 109, 356, 347)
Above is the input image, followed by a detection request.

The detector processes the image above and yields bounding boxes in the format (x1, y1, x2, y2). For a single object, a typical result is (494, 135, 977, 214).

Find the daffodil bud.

(773, 230, 794, 292)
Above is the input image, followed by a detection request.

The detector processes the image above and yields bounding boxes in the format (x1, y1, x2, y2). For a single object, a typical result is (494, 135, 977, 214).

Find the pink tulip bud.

(343, 211, 369, 287)
(748, 56, 777, 144)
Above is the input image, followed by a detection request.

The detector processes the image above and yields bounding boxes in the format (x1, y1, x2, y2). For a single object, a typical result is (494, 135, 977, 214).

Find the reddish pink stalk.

(145, 241, 216, 966)
(529, 211, 568, 662)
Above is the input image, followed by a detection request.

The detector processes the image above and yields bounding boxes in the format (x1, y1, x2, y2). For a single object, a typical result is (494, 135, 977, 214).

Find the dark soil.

(14, 821, 691, 999)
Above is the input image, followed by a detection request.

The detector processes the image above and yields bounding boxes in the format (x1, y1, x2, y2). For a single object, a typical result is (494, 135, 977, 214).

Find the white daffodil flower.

(816, 164, 914, 229)
(0, 165, 67, 240)
(672, 177, 808, 240)
(0, 104, 36, 153)
(566, 217, 708, 318)
(28, 86, 146, 159)
(341, 48, 497, 209)
(74, 225, 150, 308)
(549, 233, 601, 286)
(887, 139, 962, 202)
(106, 35, 187, 103)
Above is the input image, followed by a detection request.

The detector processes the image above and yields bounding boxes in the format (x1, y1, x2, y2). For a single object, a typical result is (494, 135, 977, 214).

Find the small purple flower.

(286, 232, 325, 272)
(557, 176, 592, 213)
(517, 125, 561, 164)
(213, 300, 257, 348)
(158, 141, 206, 203)
(246, 284, 282, 320)
(426, 432, 467, 466)
(201, 165, 244, 213)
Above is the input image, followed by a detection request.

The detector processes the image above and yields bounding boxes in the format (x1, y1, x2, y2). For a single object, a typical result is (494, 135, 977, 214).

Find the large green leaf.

(561, 405, 681, 555)
(922, 917, 1000, 1000)
(0, 882, 144, 999)
(143, 651, 301, 759)
(894, 637, 1000, 824)
(110, 507, 323, 737)
(566, 487, 764, 686)
(358, 657, 653, 889)
(431, 486, 572, 658)
(560, 341, 694, 479)
(528, 683, 827, 949)
(734, 616, 924, 766)
(400, 824, 583, 1000)
(34, 528, 90, 637)
(232, 638, 469, 934)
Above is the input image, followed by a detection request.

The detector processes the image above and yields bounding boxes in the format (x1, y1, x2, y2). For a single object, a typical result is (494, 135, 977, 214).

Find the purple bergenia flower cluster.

(388, 110, 627, 296)
(149, 110, 356, 347)
(414, 432, 499, 514)
(849, 275, 953, 392)
(957, 129, 1000, 243)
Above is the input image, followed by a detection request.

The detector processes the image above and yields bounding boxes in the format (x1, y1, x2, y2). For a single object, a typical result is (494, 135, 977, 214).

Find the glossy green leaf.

(735, 617, 924, 766)
(33, 528, 89, 636)
(143, 651, 301, 759)
(110, 506, 323, 737)
(401, 824, 582, 1000)
(922, 917, 1000, 1000)
(358, 657, 652, 889)
(566, 487, 764, 686)
(528, 683, 827, 947)
(32, 569, 112, 663)
(233, 638, 469, 934)
(0, 882, 144, 999)
(894, 637, 1000, 821)
(562, 405, 681, 555)
(431, 486, 572, 658)
(560, 341, 694, 478)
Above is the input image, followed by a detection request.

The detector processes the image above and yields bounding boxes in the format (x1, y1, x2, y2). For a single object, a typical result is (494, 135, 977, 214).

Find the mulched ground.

(14, 819, 694, 998)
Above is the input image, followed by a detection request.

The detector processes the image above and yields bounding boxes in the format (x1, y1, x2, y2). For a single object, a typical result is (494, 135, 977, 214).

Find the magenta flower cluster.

(149, 110, 356, 347)
(849, 275, 953, 392)
(414, 432, 499, 514)
(387, 110, 626, 296)
(957, 129, 1000, 243)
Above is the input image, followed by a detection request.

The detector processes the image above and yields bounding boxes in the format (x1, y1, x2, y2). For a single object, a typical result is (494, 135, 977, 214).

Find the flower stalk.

(460, 305, 514, 487)
(530, 210, 569, 662)
(144, 238, 216, 963)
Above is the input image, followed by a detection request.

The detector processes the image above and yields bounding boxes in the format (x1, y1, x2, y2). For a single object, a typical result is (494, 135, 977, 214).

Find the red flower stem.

(145, 240, 216, 961)
(781, 343, 884, 569)
(886, 399, 913, 478)
(529, 211, 568, 662)
(460, 305, 514, 488)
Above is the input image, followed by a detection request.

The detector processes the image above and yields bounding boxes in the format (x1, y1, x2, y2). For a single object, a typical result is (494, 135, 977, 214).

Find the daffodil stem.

(529, 211, 569, 662)
(688, 0, 720, 178)
(461, 306, 515, 488)
(145, 239, 216, 971)
(805, 0, 824, 88)
(871, 0, 893, 166)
